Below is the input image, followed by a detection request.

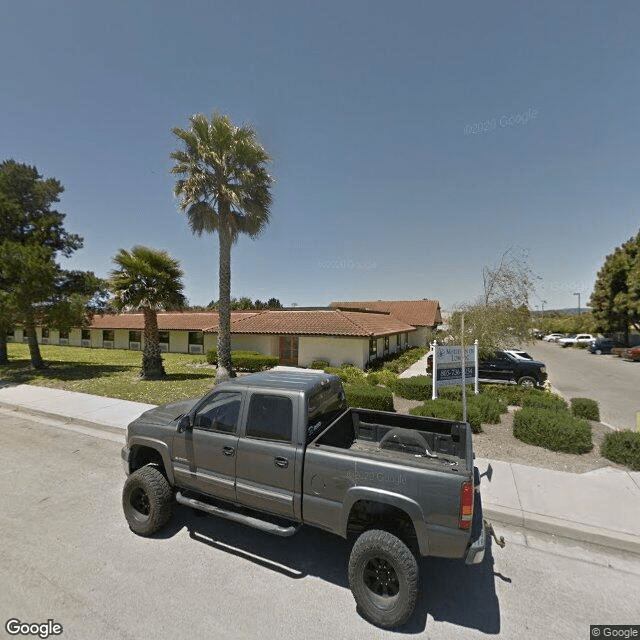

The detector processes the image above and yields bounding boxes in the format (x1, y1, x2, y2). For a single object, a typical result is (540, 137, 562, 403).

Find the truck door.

(235, 392, 297, 519)
(171, 390, 242, 503)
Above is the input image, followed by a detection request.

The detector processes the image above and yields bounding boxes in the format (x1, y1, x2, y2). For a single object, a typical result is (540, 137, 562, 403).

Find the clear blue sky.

(2, 0, 639, 312)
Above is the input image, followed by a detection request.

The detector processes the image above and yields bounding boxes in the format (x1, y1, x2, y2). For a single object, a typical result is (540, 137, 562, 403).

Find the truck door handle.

(274, 456, 289, 468)
(223, 446, 235, 456)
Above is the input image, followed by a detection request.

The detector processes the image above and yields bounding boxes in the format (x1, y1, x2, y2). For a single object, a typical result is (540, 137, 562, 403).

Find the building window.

(103, 330, 114, 342)
(384, 336, 389, 354)
(396, 334, 401, 348)
(404, 332, 409, 346)
(129, 330, 141, 343)
(59, 329, 69, 340)
(81, 329, 91, 340)
(188, 331, 204, 345)
(369, 338, 377, 360)
(158, 331, 170, 344)
(42, 328, 49, 339)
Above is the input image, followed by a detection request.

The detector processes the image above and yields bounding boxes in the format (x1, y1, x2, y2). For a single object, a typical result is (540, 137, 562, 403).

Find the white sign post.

(431, 341, 479, 401)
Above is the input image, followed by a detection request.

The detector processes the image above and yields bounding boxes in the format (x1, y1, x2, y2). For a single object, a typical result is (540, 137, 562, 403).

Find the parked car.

(587, 338, 622, 355)
(626, 346, 640, 362)
(543, 333, 564, 342)
(427, 349, 547, 388)
(121, 368, 494, 628)
(558, 333, 595, 347)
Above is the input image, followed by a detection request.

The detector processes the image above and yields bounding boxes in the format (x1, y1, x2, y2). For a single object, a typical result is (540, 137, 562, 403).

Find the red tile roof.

(89, 311, 257, 331)
(88, 309, 415, 338)
(229, 310, 415, 337)
(330, 299, 441, 327)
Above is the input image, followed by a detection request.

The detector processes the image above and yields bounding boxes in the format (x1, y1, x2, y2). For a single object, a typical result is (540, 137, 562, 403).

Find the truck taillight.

(459, 482, 473, 529)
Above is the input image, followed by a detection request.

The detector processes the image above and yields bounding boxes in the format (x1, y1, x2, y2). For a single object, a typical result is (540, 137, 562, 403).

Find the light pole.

(573, 292, 581, 316)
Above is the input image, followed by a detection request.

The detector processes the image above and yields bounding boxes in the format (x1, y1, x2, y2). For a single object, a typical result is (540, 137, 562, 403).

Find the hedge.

(205, 348, 278, 371)
(513, 407, 593, 454)
(601, 430, 640, 470)
(521, 392, 568, 413)
(310, 360, 329, 369)
(367, 347, 428, 373)
(481, 384, 547, 407)
(394, 376, 432, 400)
(344, 384, 395, 412)
(570, 397, 600, 421)
(410, 399, 483, 433)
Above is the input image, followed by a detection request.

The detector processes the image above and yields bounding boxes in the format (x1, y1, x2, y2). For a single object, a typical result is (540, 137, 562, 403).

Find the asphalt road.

(1, 410, 639, 640)
(526, 341, 640, 431)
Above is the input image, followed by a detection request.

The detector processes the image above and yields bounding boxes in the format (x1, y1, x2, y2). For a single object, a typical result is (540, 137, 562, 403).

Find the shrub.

(481, 384, 538, 407)
(344, 384, 395, 412)
(310, 360, 329, 369)
(601, 430, 640, 470)
(410, 399, 483, 433)
(570, 397, 600, 421)
(324, 365, 366, 384)
(470, 393, 507, 424)
(206, 348, 278, 371)
(368, 347, 428, 373)
(521, 392, 568, 413)
(232, 351, 279, 372)
(394, 375, 432, 400)
(376, 369, 399, 389)
(366, 372, 381, 386)
(513, 407, 593, 454)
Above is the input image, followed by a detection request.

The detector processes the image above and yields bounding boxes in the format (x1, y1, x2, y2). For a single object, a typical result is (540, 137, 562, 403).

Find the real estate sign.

(431, 343, 478, 399)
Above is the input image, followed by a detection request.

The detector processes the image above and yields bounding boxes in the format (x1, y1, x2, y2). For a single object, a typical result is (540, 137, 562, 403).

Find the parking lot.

(527, 340, 640, 431)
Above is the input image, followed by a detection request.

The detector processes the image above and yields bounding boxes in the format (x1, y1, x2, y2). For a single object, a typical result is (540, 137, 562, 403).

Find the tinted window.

(246, 394, 293, 442)
(196, 392, 241, 433)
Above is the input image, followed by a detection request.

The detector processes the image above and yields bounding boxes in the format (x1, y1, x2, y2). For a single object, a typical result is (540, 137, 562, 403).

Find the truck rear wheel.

(123, 466, 173, 536)
(348, 529, 419, 628)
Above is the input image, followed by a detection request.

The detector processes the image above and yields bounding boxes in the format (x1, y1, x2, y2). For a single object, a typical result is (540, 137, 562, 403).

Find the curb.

(484, 504, 640, 555)
(0, 401, 126, 435)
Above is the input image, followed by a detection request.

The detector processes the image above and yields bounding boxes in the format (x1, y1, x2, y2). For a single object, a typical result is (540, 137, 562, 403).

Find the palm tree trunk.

(141, 307, 165, 379)
(216, 215, 235, 381)
(24, 312, 46, 369)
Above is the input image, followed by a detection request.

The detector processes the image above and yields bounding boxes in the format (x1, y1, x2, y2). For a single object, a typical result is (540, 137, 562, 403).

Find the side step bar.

(175, 491, 301, 537)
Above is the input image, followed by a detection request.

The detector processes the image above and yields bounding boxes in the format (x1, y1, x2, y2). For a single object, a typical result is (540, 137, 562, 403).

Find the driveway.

(527, 341, 640, 431)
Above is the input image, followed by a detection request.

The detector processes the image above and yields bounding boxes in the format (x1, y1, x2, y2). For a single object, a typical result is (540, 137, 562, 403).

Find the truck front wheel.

(123, 466, 173, 536)
(348, 529, 419, 628)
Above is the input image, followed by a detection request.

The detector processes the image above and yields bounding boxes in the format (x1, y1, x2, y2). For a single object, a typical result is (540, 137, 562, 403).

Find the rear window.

(246, 394, 293, 442)
(307, 381, 347, 441)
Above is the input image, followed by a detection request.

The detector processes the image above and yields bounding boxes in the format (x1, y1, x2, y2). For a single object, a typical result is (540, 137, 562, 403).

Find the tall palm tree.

(170, 112, 273, 381)
(110, 246, 186, 380)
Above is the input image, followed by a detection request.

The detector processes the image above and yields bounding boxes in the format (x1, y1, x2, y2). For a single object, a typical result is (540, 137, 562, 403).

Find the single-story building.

(331, 299, 442, 347)
(7, 300, 441, 369)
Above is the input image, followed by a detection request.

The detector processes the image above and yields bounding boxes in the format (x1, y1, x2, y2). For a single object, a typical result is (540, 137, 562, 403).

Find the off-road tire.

(348, 529, 419, 628)
(517, 376, 536, 389)
(123, 466, 173, 536)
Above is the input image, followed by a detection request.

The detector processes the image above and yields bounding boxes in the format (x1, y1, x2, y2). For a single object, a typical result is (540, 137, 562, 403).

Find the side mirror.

(177, 415, 192, 433)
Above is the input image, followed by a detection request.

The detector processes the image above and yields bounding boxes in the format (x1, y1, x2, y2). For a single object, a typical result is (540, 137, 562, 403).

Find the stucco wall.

(298, 336, 368, 368)
(231, 334, 278, 355)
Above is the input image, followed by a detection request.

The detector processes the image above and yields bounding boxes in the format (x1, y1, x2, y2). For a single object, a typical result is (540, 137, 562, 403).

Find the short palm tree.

(110, 246, 186, 379)
(170, 112, 273, 381)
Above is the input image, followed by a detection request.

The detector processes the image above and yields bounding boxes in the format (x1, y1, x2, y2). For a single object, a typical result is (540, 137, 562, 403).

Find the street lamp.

(573, 292, 581, 316)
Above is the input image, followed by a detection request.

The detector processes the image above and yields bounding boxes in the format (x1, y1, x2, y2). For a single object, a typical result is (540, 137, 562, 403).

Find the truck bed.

(312, 407, 470, 467)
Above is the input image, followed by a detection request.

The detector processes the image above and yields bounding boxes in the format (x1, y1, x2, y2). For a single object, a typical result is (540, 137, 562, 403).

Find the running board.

(175, 492, 301, 537)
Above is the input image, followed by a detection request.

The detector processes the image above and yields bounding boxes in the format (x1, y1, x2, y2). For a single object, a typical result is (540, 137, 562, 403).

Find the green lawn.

(0, 344, 218, 405)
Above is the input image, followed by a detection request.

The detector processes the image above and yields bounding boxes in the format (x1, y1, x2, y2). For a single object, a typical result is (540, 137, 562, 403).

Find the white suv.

(558, 333, 595, 347)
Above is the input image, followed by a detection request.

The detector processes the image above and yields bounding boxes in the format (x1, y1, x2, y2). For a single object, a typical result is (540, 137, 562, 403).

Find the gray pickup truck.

(121, 368, 496, 628)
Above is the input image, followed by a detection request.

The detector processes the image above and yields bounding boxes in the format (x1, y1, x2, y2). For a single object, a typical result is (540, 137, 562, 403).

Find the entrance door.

(278, 336, 299, 366)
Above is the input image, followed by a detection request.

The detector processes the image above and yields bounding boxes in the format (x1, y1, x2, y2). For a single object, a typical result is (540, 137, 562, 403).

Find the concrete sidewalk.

(1, 383, 639, 555)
